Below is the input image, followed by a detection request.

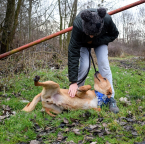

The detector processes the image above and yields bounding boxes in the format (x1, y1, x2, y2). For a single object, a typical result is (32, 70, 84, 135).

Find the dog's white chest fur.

(83, 97, 98, 109)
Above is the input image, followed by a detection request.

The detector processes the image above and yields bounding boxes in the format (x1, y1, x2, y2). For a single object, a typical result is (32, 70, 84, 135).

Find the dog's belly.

(84, 97, 98, 109)
(43, 92, 98, 110)
(52, 93, 63, 104)
(55, 95, 98, 110)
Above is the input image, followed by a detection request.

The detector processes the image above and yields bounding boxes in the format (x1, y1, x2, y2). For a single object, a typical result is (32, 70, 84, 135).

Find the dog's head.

(94, 71, 112, 98)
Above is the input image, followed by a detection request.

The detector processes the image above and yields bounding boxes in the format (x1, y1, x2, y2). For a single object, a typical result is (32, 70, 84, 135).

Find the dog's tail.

(22, 93, 41, 112)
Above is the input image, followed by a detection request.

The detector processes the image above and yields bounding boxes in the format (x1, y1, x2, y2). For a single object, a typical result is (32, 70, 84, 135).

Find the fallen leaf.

(90, 142, 97, 144)
(126, 111, 133, 118)
(57, 132, 64, 141)
(119, 97, 131, 105)
(125, 91, 129, 94)
(119, 122, 127, 126)
(70, 118, 79, 123)
(30, 140, 41, 144)
(104, 128, 111, 135)
(83, 127, 92, 132)
(98, 132, 104, 137)
(6, 98, 11, 101)
(102, 123, 108, 127)
(136, 99, 141, 104)
(93, 129, 102, 133)
(65, 140, 76, 144)
(64, 128, 70, 132)
(83, 134, 94, 142)
(58, 122, 66, 128)
(123, 125, 134, 131)
(89, 124, 101, 129)
(0, 115, 8, 120)
(97, 118, 104, 122)
(123, 118, 136, 122)
(78, 140, 83, 144)
(63, 118, 69, 124)
(105, 141, 111, 144)
(138, 106, 143, 112)
(132, 131, 138, 136)
(72, 128, 81, 135)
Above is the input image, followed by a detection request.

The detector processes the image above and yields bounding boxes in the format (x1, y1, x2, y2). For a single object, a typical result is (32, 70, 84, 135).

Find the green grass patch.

(0, 57, 145, 144)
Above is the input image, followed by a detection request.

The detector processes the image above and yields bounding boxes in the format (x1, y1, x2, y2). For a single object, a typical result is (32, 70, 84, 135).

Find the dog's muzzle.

(94, 71, 100, 81)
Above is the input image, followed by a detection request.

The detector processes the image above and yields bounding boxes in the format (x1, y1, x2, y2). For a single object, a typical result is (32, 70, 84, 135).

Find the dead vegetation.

(0, 45, 67, 77)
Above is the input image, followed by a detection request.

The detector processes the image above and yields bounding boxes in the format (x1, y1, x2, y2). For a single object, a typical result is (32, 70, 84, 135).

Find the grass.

(0, 57, 145, 144)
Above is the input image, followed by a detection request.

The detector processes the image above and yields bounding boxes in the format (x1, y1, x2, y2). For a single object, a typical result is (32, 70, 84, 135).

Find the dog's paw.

(34, 75, 40, 82)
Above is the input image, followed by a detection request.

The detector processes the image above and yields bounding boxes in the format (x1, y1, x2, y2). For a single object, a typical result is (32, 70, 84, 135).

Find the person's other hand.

(68, 83, 78, 98)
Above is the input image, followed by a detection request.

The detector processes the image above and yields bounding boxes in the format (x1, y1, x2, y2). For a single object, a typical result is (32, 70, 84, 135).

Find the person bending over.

(68, 7, 119, 113)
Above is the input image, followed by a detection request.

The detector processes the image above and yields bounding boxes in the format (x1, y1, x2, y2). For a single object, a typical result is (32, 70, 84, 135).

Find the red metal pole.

(0, 0, 145, 59)
(0, 27, 73, 59)
(108, 0, 145, 15)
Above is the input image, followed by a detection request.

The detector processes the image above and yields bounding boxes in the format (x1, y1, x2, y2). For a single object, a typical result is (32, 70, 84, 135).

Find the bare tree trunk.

(19, 0, 25, 46)
(28, 0, 33, 42)
(63, 0, 67, 52)
(67, 0, 78, 48)
(0, 0, 15, 54)
(58, 0, 63, 51)
(122, 13, 125, 43)
(10, 0, 22, 46)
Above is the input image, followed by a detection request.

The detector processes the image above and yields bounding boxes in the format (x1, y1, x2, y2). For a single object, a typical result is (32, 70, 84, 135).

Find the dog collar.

(95, 90, 110, 106)
(95, 90, 104, 97)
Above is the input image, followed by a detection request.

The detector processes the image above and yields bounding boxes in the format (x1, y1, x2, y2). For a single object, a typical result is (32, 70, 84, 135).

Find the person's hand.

(68, 83, 78, 98)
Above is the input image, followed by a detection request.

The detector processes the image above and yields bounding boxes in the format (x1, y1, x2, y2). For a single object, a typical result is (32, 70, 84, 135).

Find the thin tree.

(0, 0, 22, 54)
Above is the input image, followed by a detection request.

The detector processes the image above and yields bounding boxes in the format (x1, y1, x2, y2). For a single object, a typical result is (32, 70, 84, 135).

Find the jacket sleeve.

(68, 24, 82, 82)
(93, 15, 119, 46)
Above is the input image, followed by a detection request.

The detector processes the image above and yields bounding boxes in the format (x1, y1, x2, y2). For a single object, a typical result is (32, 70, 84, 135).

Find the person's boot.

(109, 97, 119, 114)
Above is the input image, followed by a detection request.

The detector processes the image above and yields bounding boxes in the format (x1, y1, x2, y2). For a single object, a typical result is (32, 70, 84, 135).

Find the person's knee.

(79, 59, 90, 70)
(98, 59, 109, 68)
(98, 61, 111, 73)
(80, 63, 90, 71)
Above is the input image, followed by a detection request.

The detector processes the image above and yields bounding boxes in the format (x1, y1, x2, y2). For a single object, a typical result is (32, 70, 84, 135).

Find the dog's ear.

(107, 91, 112, 95)
(106, 87, 112, 98)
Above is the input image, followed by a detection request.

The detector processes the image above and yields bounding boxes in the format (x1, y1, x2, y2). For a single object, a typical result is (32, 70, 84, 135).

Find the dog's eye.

(104, 78, 106, 80)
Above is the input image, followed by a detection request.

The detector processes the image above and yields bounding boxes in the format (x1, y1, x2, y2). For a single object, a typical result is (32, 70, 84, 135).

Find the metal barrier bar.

(0, 0, 145, 59)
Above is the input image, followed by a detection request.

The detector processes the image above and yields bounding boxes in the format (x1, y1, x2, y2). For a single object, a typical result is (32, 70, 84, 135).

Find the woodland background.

(0, 0, 145, 73)
(0, 1, 145, 143)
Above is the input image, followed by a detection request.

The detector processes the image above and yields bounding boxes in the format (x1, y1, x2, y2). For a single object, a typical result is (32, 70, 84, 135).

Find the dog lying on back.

(22, 71, 112, 116)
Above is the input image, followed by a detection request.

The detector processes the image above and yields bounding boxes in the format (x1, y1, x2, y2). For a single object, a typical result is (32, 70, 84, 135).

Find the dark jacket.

(68, 8, 119, 83)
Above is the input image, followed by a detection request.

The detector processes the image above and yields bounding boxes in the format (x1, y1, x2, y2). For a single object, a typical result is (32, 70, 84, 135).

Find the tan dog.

(22, 71, 112, 116)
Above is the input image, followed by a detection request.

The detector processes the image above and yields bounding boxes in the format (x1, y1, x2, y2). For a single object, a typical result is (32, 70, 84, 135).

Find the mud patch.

(110, 57, 145, 71)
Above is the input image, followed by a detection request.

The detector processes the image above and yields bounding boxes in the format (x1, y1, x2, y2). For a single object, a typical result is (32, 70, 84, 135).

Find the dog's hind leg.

(93, 108, 101, 112)
(22, 93, 41, 112)
(33, 75, 59, 88)
(44, 107, 63, 117)
(42, 102, 63, 116)
(44, 107, 56, 117)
